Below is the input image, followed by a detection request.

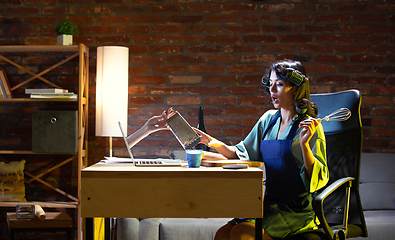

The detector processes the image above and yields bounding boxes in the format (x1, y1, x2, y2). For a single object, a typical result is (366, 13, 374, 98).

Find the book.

(0, 68, 12, 98)
(29, 92, 77, 99)
(25, 88, 68, 94)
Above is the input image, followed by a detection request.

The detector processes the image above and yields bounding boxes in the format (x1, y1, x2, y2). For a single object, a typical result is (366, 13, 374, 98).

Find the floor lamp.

(95, 46, 129, 158)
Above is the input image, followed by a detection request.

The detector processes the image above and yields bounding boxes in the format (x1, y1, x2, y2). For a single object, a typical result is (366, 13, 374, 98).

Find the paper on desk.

(100, 157, 134, 164)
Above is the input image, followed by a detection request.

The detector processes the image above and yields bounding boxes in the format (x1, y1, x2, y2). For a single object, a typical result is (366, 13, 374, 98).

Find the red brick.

(113, 5, 145, 13)
(304, 64, 336, 73)
(132, 15, 166, 23)
(363, 139, 389, 148)
(372, 45, 395, 53)
(225, 25, 260, 33)
(261, 4, 295, 12)
(24, 16, 57, 25)
(206, 35, 239, 43)
(279, 14, 311, 22)
(316, 14, 350, 22)
(150, 45, 183, 53)
(339, 25, 370, 33)
(222, 4, 256, 12)
(303, 25, 334, 33)
(24, 37, 56, 45)
(303, 4, 330, 11)
(242, 75, 264, 85)
(129, 86, 147, 95)
(338, 65, 371, 73)
(7, 7, 39, 14)
(355, 35, 387, 44)
(128, 45, 148, 54)
(263, 45, 294, 52)
(316, 76, 350, 84)
(205, 55, 238, 63)
(131, 56, 165, 64)
(133, 36, 166, 43)
(189, 65, 224, 73)
(42, 7, 75, 15)
(223, 128, 250, 137)
(187, 4, 220, 12)
(188, 45, 222, 53)
(314, 55, 347, 63)
(68, 16, 93, 24)
(299, 44, 332, 53)
(153, 66, 187, 74)
(116, 26, 149, 34)
(354, 14, 386, 22)
(316, 34, 350, 42)
(241, 55, 275, 63)
(279, 35, 313, 43)
(368, 4, 395, 12)
(79, 6, 111, 14)
(96, 36, 129, 44)
(350, 55, 384, 64)
(373, 26, 395, 34)
(225, 106, 261, 116)
(8, 27, 40, 35)
(371, 129, 395, 137)
(169, 35, 203, 43)
(151, 5, 184, 12)
(371, 118, 388, 126)
(150, 87, 184, 95)
(203, 96, 238, 105)
(363, 96, 391, 105)
(25, 0, 54, 3)
(188, 25, 222, 33)
(168, 55, 201, 63)
(205, 75, 238, 83)
(152, 25, 186, 34)
(241, 96, 269, 105)
(243, 35, 277, 43)
(354, 76, 386, 85)
(80, 26, 113, 34)
(0, 17, 20, 24)
(242, 14, 275, 22)
(375, 86, 395, 95)
(225, 45, 258, 53)
(97, 16, 130, 24)
(167, 96, 201, 105)
(205, 13, 239, 23)
(206, 118, 238, 126)
(169, 15, 202, 23)
(187, 86, 222, 95)
(372, 107, 395, 116)
(225, 86, 260, 95)
(335, 45, 369, 53)
(169, 76, 201, 84)
(335, 4, 367, 12)
(227, 65, 262, 73)
(129, 97, 164, 105)
(130, 76, 165, 84)
(129, 66, 149, 75)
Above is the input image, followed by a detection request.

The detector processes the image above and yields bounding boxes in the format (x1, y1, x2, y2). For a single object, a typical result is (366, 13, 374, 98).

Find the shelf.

(0, 45, 80, 53)
(0, 150, 77, 155)
(0, 98, 77, 102)
(0, 201, 77, 208)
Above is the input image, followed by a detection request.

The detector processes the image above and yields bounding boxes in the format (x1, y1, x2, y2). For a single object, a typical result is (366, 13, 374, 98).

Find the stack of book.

(0, 68, 12, 99)
(25, 88, 77, 99)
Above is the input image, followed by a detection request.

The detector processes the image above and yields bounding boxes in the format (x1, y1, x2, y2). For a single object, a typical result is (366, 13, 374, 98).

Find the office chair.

(286, 89, 368, 240)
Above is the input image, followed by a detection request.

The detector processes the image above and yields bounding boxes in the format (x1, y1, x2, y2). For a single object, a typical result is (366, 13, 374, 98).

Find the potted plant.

(55, 19, 77, 45)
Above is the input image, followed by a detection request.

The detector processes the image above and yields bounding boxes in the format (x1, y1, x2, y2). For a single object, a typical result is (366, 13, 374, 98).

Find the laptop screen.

(118, 121, 135, 162)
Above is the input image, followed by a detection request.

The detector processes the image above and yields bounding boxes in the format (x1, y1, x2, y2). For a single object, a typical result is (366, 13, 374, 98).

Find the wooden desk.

(81, 162, 264, 238)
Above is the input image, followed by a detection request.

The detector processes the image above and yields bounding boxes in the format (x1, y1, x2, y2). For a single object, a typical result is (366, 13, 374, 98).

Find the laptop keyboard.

(134, 160, 182, 167)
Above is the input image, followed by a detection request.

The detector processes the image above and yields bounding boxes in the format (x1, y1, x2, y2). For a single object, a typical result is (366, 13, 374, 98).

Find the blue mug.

(186, 149, 202, 168)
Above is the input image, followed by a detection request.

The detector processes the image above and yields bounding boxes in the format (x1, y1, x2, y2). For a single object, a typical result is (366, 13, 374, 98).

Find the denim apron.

(260, 112, 315, 239)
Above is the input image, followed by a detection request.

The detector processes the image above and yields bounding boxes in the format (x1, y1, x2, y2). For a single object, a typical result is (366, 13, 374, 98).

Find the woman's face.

(269, 71, 296, 110)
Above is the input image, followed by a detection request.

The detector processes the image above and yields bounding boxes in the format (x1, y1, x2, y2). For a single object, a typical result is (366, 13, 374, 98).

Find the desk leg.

(85, 218, 94, 240)
(105, 218, 111, 240)
(255, 218, 262, 240)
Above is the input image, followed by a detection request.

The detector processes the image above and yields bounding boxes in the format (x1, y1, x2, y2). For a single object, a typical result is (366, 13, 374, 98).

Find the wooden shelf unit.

(0, 44, 89, 240)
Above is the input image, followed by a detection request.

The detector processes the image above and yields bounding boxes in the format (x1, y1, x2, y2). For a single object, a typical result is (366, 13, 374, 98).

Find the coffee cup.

(186, 149, 202, 168)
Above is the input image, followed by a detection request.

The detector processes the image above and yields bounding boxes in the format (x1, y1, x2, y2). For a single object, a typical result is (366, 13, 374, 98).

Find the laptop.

(117, 121, 182, 167)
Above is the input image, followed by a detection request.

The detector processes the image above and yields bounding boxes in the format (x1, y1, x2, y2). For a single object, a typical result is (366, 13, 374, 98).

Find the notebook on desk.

(118, 121, 182, 167)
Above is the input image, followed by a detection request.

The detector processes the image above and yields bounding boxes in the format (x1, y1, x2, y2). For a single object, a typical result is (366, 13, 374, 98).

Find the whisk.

(316, 108, 351, 123)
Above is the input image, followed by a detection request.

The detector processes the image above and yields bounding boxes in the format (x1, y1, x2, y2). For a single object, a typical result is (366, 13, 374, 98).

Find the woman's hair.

(262, 59, 318, 118)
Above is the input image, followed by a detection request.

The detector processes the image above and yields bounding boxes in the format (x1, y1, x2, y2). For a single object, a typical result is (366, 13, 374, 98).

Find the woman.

(195, 60, 329, 240)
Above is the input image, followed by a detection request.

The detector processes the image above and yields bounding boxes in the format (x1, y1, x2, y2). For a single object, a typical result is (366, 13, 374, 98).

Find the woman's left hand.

(299, 118, 320, 145)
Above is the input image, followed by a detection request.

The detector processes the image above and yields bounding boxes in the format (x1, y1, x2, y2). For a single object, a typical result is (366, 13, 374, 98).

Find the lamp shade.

(96, 46, 129, 137)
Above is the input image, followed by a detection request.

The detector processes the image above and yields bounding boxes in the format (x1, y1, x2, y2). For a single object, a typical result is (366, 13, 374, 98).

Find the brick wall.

(1, 0, 394, 165)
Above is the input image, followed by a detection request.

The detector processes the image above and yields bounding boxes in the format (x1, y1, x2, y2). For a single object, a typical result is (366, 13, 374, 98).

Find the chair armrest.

(312, 177, 354, 240)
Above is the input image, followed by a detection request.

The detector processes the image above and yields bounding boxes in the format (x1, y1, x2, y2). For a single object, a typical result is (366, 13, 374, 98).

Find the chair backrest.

(311, 89, 367, 236)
